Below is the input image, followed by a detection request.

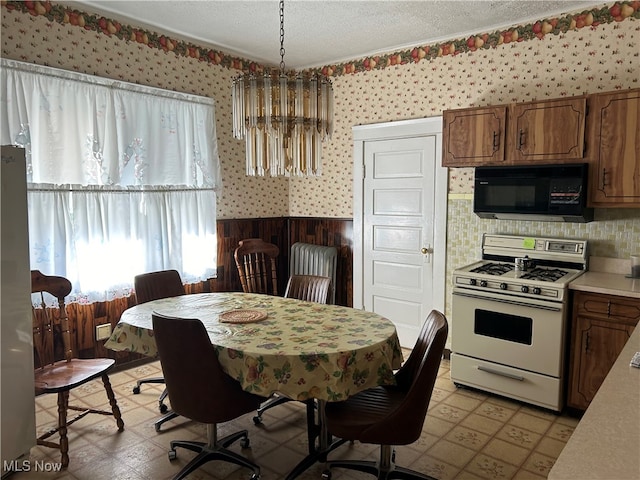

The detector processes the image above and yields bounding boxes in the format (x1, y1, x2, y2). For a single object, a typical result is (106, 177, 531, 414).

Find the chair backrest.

(234, 238, 279, 295)
(363, 309, 448, 445)
(152, 313, 262, 424)
(284, 274, 331, 304)
(31, 270, 73, 366)
(134, 269, 184, 304)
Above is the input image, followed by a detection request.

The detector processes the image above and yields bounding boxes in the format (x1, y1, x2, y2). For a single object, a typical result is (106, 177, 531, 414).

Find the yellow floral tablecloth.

(105, 292, 403, 402)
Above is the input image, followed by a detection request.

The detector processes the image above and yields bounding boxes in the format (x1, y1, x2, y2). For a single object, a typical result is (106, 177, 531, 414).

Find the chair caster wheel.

(321, 470, 331, 479)
(155, 423, 162, 433)
(168, 449, 177, 461)
(159, 403, 168, 414)
(132, 386, 140, 394)
(253, 415, 262, 425)
(249, 474, 260, 480)
(240, 437, 250, 448)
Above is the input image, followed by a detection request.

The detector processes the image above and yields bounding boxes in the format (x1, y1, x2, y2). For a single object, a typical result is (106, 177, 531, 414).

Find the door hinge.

(362, 164, 366, 178)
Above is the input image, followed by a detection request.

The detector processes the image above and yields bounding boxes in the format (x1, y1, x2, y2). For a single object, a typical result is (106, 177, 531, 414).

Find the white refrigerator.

(1, 145, 36, 476)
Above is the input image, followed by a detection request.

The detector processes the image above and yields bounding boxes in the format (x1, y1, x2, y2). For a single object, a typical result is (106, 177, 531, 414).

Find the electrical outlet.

(95, 323, 112, 341)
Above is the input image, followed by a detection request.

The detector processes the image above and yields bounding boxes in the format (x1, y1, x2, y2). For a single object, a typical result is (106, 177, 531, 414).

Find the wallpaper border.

(3, 1, 639, 78)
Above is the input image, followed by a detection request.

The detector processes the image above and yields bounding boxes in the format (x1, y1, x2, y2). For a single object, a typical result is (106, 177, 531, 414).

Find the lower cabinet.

(567, 291, 640, 411)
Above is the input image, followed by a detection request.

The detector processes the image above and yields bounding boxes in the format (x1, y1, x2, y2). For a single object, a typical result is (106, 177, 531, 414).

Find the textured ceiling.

(68, 1, 604, 69)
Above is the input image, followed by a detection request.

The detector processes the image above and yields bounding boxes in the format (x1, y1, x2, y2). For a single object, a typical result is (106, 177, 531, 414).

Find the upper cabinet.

(442, 97, 587, 167)
(587, 89, 640, 207)
(508, 97, 587, 163)
(442, 88, 640, 208)
(442, 106, 507, 167)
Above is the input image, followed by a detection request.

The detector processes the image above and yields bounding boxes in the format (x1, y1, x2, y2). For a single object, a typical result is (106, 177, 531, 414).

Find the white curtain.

(1, 59, 221, 302)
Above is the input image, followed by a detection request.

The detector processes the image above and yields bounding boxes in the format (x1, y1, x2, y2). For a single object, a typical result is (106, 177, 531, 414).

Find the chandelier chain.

(279, 0, 286, 73)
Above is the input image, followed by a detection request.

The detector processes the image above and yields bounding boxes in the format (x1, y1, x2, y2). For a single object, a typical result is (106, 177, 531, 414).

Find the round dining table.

(105, 291, 403, 402)
(105, 291, 404, 479)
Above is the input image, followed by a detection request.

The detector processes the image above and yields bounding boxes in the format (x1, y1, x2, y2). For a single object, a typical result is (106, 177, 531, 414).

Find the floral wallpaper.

(1, 0, 638, 223)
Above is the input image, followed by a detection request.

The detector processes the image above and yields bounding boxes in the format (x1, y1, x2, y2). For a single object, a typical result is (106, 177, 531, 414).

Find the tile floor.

(14, 357, 580, 480)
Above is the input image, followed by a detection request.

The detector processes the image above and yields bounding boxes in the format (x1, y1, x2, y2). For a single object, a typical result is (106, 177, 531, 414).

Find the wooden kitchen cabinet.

(442, 105, 507, 166)
(567, 291, 640, 411)
(587, 88, 640, 207)
(508, 96, 587, 163)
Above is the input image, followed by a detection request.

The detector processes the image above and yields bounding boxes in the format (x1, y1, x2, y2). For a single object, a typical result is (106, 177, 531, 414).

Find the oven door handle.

(477, 365, 525, 381)
(452, 291, 562, 312)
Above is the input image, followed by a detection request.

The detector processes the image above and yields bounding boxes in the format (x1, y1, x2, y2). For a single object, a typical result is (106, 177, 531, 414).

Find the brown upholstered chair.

(132, 269, 185, 432)
(31, 270, 124, 468)
(321, 310, 448, 480)
(252, 274, 332, 425)
(234, 238, 279, 295)
(152, 313, 263, 480)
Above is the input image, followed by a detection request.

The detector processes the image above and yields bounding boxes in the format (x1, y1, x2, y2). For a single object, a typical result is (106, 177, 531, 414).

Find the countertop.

(548, 322, 640, 479)
(569, 256, 640, 299)
(569, 271, 640, 298)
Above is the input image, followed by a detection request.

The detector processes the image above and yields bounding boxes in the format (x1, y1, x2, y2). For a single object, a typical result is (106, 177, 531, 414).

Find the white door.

(353, 118, 447, 348)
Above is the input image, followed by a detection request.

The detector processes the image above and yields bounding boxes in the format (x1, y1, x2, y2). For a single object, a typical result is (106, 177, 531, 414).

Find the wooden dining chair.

(132, 269, 185, 432)
(252, 274, 332, 425)
(152, 313, 263, 480)
(234, 238, 280, 295)
(31, 270, 124, 468)
(321, 310, 448, 480)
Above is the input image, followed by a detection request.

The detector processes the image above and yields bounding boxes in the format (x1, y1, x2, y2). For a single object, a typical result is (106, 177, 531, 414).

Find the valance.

(1, 59, 221, 189)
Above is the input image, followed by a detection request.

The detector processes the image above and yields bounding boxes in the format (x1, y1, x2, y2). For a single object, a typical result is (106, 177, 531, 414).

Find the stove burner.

(470, 263, 514, 276)
(519, 268, 568, 282)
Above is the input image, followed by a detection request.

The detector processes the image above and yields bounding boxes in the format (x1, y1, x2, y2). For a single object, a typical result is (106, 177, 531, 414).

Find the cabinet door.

(442, 106, 507, 166)
(509, 97, 586, 163)
(587, 89, 640, 207)
(567, 316, 634, 410)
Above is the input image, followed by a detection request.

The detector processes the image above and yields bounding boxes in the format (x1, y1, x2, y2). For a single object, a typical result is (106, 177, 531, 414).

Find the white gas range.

(450, 234, 588, 412)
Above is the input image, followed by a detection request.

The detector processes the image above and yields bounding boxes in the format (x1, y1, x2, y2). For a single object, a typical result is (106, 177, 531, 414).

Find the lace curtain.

(1, 59, 222, 302)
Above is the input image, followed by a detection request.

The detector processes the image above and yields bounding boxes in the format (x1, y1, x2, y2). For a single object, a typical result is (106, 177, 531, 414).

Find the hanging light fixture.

(232, 0, 333, 177)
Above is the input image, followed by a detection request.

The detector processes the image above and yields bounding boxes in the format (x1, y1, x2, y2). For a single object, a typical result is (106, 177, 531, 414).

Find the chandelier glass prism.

(231, 0, 333, 176)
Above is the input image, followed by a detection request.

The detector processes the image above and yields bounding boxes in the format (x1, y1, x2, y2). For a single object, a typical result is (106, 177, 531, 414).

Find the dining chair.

(252, 274, 332, 425)
(132, 269, 185, 432)
(31, 270, 124, 468)
(152, 313, 263, 480)
(234, 238, 280, 295)
(321, 310, 448, 480)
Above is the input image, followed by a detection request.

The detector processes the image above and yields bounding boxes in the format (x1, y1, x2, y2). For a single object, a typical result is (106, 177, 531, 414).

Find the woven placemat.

(219, 309, 268, 324)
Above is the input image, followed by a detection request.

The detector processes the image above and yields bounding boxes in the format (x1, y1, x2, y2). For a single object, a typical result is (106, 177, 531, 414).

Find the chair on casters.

(152, 312, 264, 480)
(321, 310, 448, 480)
(132, 269, 185, 431)
(253, 274, 332, 425)
(234, 238, 280, 295)
(31, 270, 124, 468)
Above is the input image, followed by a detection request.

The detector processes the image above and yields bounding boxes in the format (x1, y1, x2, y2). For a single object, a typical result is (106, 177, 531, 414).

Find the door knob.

(421, 247, 432, 254)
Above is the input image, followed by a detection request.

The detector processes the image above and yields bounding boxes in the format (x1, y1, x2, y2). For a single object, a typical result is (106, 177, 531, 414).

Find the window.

(1, 59, 221, 302)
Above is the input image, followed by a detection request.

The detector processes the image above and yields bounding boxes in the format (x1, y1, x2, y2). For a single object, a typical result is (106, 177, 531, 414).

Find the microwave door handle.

(452, 291, 562, 312)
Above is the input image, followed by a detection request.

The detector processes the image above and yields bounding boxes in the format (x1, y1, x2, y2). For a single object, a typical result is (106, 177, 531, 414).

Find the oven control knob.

(521, 285, 529, 293)
(469, 278, 477, 286)
(500, 283, 508, 290)
(532, 287, 541, 295)
(480, 280, 488, 288)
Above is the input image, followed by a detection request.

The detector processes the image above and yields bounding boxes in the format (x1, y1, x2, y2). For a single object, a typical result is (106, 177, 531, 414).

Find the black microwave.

(473, 163, 593, 223)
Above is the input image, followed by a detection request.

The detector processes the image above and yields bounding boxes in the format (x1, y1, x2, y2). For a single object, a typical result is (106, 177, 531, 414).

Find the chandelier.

(232, 0, 333, 177)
